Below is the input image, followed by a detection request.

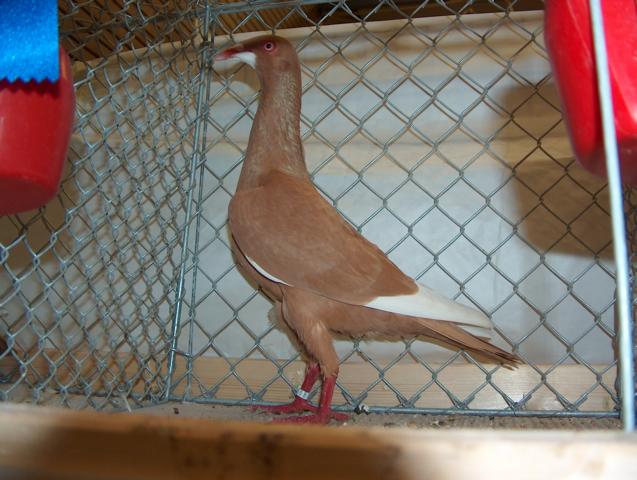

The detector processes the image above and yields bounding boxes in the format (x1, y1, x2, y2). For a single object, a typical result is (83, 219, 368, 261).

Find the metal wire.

(0, 0, 206, 409)
(165, 2, 215, 400)
(0, 0, 631, 419)
(588, 0, 635, 431)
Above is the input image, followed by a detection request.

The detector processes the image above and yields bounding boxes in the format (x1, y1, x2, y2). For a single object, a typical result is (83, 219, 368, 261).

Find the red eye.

(264, 41, 275, 52)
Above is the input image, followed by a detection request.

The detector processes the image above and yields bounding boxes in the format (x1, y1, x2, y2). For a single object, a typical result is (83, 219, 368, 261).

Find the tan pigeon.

(214, 35, 519, 424)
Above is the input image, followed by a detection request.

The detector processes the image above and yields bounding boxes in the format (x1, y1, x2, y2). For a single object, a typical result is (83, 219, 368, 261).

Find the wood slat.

(317, 0, 544, 24)
(173, 356, 617, 412)
(0, 403, 635, 480)
(59, 1, 545, 61)
(1, 350, 618, 412)
(59, 0, 200, 61)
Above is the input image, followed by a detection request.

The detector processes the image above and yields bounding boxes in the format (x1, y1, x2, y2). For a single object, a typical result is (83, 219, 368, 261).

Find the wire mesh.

(0, 0, 628, 417)
(625, 186, 637, 415)
(0, 0, 207, 409)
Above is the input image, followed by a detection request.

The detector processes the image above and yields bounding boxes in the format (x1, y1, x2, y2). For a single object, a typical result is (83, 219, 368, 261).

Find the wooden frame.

(175, 357, 618, 412)
(1, 351, 618, 412)
(0, 403, 635, 479)
(59, 0, 545, 60)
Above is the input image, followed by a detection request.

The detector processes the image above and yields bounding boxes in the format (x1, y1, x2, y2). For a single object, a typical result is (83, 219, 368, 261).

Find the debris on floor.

(138, 403, 621, 430)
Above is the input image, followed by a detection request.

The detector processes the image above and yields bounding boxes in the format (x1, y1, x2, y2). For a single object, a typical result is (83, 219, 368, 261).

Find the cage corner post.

(588, 0, 636, 432)
(164, 1, 215, 402)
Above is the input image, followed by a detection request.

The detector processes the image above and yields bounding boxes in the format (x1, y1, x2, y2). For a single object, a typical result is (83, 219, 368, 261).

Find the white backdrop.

(0, 11, 614, 369)
(192, 12, 615, 365)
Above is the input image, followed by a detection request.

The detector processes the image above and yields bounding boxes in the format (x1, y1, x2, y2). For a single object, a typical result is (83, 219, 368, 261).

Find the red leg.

(251, 363, 320, 415)
(273, 374, 349, 424)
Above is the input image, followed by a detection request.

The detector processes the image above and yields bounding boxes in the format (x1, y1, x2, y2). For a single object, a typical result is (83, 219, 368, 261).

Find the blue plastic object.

(0, 0, 59, 82)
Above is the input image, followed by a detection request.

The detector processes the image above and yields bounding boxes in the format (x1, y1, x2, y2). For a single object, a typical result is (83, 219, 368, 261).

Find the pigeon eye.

(264, 42, 275, 52)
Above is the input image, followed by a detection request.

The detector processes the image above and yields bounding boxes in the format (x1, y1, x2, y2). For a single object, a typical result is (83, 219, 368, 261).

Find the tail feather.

(411, 316, 520, 366)
(290, 287, 520, 366)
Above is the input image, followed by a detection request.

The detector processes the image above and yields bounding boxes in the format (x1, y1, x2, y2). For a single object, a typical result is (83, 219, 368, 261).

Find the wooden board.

(59, 0, 201, 61)
(174, 356, 617, 411)
(1, 349, 617, 412)
(59, 0, 545, 60)
(0, 403, 635, 479)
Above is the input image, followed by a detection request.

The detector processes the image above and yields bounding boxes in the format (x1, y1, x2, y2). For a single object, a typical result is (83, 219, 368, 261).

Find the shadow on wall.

(0, 154, 74, 389)
(0, 137, 89, 383)
(499, 80, 612, 261)
(0, 110, 191, 396)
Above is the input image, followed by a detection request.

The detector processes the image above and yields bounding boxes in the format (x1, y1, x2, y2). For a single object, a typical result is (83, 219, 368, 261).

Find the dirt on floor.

(137, 402, 622, 430)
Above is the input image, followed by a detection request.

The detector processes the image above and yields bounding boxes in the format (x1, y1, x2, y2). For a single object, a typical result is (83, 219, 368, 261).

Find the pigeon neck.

(238, 66, 306, 190)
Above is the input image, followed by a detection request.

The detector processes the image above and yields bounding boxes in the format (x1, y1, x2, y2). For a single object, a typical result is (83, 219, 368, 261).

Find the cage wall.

(172, 2, 619, 415)
(0, 1, 207, 409)
(0, 0, 623, 417)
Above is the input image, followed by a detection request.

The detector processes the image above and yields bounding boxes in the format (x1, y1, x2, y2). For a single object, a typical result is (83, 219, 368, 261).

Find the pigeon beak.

(213, 44, 245, 62)
(213, 43, 257, 68)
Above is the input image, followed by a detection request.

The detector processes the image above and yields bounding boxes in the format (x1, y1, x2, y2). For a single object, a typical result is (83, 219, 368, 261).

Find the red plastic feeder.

(544, 0, 637, 186)
(0, 47, 75, 216)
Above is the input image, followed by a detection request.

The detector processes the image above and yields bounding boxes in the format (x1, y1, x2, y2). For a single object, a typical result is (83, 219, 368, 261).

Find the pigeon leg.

(252, 362, 320, 414)
(268, 287, 350, 424)
(273, 373, 348, 424)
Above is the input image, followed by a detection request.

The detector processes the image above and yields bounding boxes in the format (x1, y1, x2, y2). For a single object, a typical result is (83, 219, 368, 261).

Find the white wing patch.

(366, 284, 493, 332)
(246, 256, 290, 285)
(245, 256, 491, 338)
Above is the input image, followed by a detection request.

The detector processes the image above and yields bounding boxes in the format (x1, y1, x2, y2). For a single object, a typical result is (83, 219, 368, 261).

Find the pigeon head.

(213, 35, 297, 75)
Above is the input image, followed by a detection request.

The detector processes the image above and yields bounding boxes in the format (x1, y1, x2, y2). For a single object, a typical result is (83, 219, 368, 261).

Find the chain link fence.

(0, 0, 629, 418)
(0, 0, 207, 409)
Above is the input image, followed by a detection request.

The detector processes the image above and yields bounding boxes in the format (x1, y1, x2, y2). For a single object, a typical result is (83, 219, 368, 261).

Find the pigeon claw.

(251, 397, 318, 415)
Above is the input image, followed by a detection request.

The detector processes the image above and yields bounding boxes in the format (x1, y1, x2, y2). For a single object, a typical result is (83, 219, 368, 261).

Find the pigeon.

(214, 35, 518, 424)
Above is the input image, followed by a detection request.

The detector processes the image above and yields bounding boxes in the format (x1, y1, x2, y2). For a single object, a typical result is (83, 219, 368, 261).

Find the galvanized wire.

(189, 0, 620, 415)
(588, 0, 634, 431)
(625, 186, 637, 421)
(0, 0, 630, 418)
(0, 0, 207, 409)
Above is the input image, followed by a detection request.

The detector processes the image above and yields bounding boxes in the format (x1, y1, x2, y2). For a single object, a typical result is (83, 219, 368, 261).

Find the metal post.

(164, 4, 214, 399)
(588, 0, 635, 432)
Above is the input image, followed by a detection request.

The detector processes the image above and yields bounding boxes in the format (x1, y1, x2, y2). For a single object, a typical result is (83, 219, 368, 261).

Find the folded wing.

(229, 171, 492, 334)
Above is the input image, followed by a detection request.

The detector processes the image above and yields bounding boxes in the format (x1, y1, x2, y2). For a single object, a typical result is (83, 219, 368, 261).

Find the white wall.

(189, 12, 615, 366)
(0, 11, 615, 388)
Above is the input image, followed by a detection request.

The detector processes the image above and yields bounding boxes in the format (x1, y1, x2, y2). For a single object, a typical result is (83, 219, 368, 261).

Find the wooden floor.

(1, 403, 635, 479)
(141, 402, 622, 430)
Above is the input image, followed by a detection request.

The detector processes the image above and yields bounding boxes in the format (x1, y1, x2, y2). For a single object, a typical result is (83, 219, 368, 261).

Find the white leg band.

(295, 388, 310, 400)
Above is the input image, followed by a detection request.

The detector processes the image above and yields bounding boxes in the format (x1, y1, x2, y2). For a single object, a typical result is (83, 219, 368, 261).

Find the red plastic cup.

(0, 47, 75, 215)
(544, 0, 637, 186)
